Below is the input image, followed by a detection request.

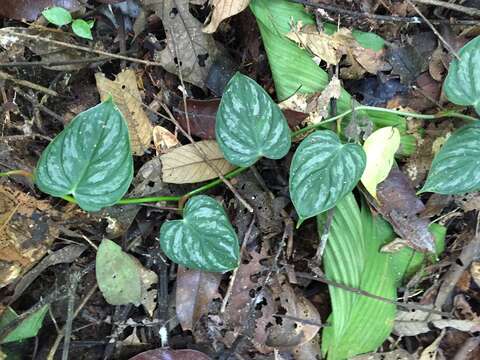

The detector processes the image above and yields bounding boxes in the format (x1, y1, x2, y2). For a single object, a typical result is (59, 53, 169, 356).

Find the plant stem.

(5, 106, 478, 208)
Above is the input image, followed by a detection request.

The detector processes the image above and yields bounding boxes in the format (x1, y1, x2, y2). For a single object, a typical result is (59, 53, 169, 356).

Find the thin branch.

(0, 70, 58, 97)
(412, 0, 480, 17)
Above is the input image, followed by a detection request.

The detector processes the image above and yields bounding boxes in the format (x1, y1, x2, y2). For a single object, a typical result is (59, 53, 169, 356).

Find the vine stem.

(2, 106, 478, 208)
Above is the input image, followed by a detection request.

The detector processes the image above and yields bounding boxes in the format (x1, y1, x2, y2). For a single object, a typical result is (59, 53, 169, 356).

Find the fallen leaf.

(0, 27, 87, 71)
(386, 41, 432, 84)
(361, 126, 401, 198)
(352, 349, 416, 360)
(290, 335, 322, 360)
(0, 0, 81, 21)
(176, 266, 221, 331)
(152, 126, 179, 155)
(203, 0, 250, 33)
(374, 168, 436, 253)
(95, 70, 153, 155)
(129, 349, 211, 360)
(173, 98, 306, 140)
(160, 140, 235, 184)
(147, 0, 222, 88)
(420, 331, 445, 360)
(429, 45, 447, 82)
(0, 185, 59, 288)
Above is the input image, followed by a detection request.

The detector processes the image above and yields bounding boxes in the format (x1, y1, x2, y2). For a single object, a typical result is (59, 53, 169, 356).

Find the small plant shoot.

(42, 6, 94, 39)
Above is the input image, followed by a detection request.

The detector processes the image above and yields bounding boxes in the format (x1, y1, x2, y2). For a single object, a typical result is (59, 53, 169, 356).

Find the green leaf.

(289, 130, 366, 222)
(72, 19, 93, 40)
(420, 123, 480, 194)
(0, 305, 49, 344)
(159, 195, 240, 272)
(361, 126, 401, 198)
(320, 194, 396, 359)
(96, 239, 142, 305)
(352, 30, 385, 51)
(35, 99, 133, 212)
(215, 72, 291, 167)
(42, 7, 72, 26)
(444, 36, 480, 115)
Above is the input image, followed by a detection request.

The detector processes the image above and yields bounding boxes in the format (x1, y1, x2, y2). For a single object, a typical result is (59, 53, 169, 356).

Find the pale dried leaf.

(305, 76, 342, 124)
(203, 0, 250, 33)
(160, 140, 235, 183)
(175, 266, 221, 331)
(148, 0, 221, 88)
(419, 331, 445, 360)
(152, 126, 179, 155)
(95, 70, 153, 155)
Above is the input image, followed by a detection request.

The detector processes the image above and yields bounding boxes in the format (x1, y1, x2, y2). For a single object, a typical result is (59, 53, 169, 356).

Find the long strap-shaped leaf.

(249, 0, 415, 155)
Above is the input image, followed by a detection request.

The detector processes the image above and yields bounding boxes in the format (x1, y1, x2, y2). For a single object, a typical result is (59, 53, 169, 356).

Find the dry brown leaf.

(95, 70, 153, 155)
(160, 140, 235, 184)
(175, 266, 221, 331)
(0, 185, 59, 288)
(429, 45, 446, 82)
(146, 0, 222, 88)
(203, 0, 250, 33)
(152, 126, 179, 155)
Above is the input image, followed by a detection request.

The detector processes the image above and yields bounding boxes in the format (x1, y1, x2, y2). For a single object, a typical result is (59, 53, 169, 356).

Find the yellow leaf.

(95, 70, 152, 155)
(203, 0, 250, 33)
(361, 127, 400, 198)
(160, 140, 235, 184)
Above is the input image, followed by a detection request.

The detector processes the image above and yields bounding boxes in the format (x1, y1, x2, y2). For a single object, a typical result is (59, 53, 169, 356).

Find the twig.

(315, 208, 335, 263)
(0, 56, 115, 68)
(289, 0, 480, 25)
(62, 272, 83, 360)
(273, 314, 324, 328)
(406, 0, 461, 60)
(2, 29, 161, 67)
(294, 272, 452, 317)
(221, 217, 256, 313)
(13, 87, 64, 123)
(412, 0, 480, 17)
(0, 71, 58, 97)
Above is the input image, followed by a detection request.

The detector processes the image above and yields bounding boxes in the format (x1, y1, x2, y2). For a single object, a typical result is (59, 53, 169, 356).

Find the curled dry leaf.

(0, 0, 81, 21)
(203, 0, 250, 33)
(0, 185, 59, 288)
(160, 140, 235, 184)
(152, 126, 179, 155)
(95, 70, 153, 155)
(175, 266, 222, 331)
(129, 349, 211, 360)
(147, 0, 222, 88)
(0, 27, 86, 71)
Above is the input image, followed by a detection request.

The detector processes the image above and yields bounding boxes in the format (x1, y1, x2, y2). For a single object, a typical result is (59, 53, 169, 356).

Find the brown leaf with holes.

(0, 185, 59, 288)
(173, 98, 307, 140)
(0, 0, 81, 21)
(176, 266, 221, 331)
(129, 349, 211, 360)
(96, 70, 153, 155)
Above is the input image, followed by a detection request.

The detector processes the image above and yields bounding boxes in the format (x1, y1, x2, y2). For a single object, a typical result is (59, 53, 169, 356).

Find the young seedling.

(42, 7, 95, 40)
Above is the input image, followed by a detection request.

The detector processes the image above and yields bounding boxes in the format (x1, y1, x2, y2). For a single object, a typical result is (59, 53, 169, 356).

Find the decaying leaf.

(146, 0, 222, 88)
(352, 349, 416, 360)
(0, 0, 81, 21)
(286, 23, 387, 77)
(152, 126, 179, 154)
(95, 70, 153, 155)
(279, 76, 342, 125)
(160, 140, 235, 184)
(129, 349, 211, 360)
(203, 0, 250, 33)
(374, 168, 435, 253)
(420, 331, 445, 360)
(175, 266, 221, 331)
(173, 98, 307, 140)
(0, 27, 87, 71)
(0, 185, 59, 288)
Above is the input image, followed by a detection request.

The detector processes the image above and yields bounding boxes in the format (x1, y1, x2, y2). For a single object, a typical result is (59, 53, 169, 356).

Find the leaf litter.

(2, 0, 480, 359)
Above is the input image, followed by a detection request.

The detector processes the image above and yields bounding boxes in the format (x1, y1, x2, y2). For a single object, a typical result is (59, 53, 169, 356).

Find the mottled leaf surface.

(216, 72, 291, 167)
(159, 195, 239, 272)
(444, 36, 480, 115)
(421, 123, 480, 194)
(35, 99, 133, 212)
(289, 130, 365, 221)
(96, 239, 142, 305)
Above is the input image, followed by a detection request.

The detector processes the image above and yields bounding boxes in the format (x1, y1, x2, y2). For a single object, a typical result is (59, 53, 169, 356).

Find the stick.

(0, 71, 58, 96)
(412, 0, 480, 17)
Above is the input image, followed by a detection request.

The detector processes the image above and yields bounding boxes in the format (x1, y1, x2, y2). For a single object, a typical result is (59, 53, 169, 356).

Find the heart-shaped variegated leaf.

(35, 99, 133, 212)
(420, 123, 480, 194)
(216, 72, 291, 167)
(290, 130, 366, 222)
(444, 36, 480, 115)
(159, 195, 239, 272)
